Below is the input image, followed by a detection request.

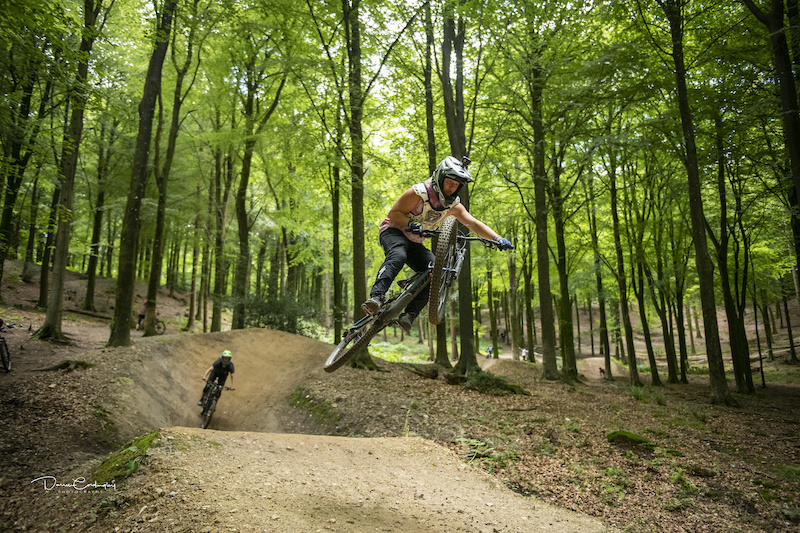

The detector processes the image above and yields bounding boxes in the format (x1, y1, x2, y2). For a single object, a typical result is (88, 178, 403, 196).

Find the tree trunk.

(211, 118, 235, 332)
(609, 162, 641, 387)
(22, 171, 40, 283)
(634, 261, 662, 386)
(522, 225, 536, 361)
(587, 180, 611, 375)
(108, 0, 176, 347)
(742, 0, 800, 284)
(784, 290, 799, 362)
(186, 203, 199, 332)
(83, 112, 116, 312)
(439, 5, 478, 376)
(342, 0, 377, 370)
(507, 249, 520, 361)
(551, 165, 576, 379)
(146, 10, 200, 335)
(488, 271, 499, 360)
(660, 0, 732, 404)
(524, 35, 559, 380)
(36, 0, 104, 342)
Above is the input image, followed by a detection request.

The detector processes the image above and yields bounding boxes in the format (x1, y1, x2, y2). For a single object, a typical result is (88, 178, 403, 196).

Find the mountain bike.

(0, 336, 10, 372)
(154, 318, 166, 335)
(324, 216, 511, 373)
(199, 381, 233, 429)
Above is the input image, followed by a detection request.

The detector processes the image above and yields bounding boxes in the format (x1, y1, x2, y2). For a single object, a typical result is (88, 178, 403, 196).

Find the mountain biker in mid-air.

(199, 350, 235, 406)
(362, 156, 513, 334)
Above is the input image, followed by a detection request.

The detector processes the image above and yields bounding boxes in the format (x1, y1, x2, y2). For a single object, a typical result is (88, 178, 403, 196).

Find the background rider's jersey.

(208, 358, 234, 382)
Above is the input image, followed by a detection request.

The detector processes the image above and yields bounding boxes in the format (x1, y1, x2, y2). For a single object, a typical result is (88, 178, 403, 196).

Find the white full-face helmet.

(431, 156, 473, 206)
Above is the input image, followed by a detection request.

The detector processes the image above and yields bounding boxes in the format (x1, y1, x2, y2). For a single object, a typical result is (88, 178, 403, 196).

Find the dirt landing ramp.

(101, 329, 332, 440)
(111, 426, 614, 533)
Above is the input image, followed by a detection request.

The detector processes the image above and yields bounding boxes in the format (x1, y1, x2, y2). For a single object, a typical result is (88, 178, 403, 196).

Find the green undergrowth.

(455, 437, 519, 472)
(368, 341, 430, 364)
(94, 430, 160, 485)
(465, 371, 530, 396)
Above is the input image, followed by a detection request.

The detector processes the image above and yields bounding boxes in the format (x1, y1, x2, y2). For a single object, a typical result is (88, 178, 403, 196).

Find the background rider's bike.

(154, 318, 166, 335)
(200, 381, 233, 429)
(0, 336, 10, 372)
(324, 215, 511, 373)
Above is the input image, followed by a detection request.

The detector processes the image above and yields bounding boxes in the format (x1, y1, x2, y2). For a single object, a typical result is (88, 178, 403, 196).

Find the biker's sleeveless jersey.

(379, 179, 460, 243)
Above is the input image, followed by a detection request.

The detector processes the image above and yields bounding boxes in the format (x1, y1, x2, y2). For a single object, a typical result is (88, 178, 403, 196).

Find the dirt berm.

(15, 328, 615, 532)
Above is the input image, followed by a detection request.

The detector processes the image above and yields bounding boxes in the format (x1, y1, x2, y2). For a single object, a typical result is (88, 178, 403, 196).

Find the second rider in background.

(362, 156, 513, 333)
(199, 350, 235, 406)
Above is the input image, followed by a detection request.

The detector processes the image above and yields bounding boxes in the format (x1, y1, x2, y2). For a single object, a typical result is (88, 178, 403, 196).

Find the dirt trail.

(108, 427, 610, 533)
(6, 327, 614, 532)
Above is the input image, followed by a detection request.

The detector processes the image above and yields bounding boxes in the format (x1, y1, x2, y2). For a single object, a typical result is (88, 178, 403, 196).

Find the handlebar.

(407, 227, 514, 250)
(202, 379, 234, 390)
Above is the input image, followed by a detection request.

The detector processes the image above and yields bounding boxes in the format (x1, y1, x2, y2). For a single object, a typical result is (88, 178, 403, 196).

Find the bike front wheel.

(324, 316, 383, 373)
(154, 320, 166, 335)
(0, 337, 10, 372)
(201, 398, 216, 429)
(429, 216, 458, 325)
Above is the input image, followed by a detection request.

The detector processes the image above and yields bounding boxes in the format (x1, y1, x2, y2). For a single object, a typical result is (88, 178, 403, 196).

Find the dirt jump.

(1, 324, 614, 532)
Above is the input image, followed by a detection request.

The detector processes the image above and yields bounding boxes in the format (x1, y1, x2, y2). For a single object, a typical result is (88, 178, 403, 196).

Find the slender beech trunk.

(108, 0, 176, 347)
(37, 0, 105, 342)
(659, 0, 732, 403)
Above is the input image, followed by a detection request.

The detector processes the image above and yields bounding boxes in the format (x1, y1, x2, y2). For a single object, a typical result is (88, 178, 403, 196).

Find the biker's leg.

(199, 380, 212, 406)
(401, 243, 435, 322)
(365, 229, 410, 309)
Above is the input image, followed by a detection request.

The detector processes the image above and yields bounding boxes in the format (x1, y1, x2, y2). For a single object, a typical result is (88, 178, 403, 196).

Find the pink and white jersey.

(379, 179, 460, 243)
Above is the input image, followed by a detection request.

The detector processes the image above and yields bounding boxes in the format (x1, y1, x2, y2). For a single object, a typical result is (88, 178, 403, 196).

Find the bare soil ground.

(0, 260, 798, 532)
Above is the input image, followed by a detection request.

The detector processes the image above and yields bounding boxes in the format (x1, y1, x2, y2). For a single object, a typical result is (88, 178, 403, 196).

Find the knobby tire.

(201, 398, 216, 429)
(324, 318, 383, 373)
(155, 321, 166, 335)
(428, 216, 458, 325)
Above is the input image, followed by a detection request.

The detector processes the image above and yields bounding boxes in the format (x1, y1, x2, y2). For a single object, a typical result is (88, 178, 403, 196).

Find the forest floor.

(0, 260, 798, 532)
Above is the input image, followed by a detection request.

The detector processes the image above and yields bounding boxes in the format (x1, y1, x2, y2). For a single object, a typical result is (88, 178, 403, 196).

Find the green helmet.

(222, 350, 232, 359)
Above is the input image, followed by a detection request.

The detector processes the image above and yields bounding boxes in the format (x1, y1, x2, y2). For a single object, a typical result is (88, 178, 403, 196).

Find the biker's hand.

(494, 236, 514, 250)
(407, 221, 424, 236)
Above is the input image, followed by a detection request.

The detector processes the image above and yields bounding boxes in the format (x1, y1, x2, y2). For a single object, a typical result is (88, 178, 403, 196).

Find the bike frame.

(345, 268, 430, 335)
(324, 219, 507, 373)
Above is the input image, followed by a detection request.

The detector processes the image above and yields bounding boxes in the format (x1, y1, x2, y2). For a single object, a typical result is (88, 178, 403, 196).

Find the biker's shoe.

(197, 400, 203, 406)
(397, 313, 414, 334)
(361, 295, 384, 316)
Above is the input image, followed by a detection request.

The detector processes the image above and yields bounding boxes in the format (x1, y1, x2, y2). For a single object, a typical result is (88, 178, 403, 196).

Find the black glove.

(494, 236, 514, 250)
(407, 222, 424, 235)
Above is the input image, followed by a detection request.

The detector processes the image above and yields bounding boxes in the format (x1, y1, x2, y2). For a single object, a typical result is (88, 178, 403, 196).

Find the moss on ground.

(94, 430, 160, 485)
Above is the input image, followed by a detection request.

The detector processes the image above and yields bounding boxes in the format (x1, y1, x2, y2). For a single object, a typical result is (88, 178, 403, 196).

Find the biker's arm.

(202, 366, 212, 381)
(450, 204, 499, 240)
(387, 188, 421, 228)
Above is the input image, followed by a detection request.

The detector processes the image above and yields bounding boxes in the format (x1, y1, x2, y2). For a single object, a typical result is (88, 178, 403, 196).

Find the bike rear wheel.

(201, 398, 216, 429)
(154, 320, 166, 335)
(324, 316, 383, 373)
(429, 216, 458, 325)
(0, 337, 10, 372)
